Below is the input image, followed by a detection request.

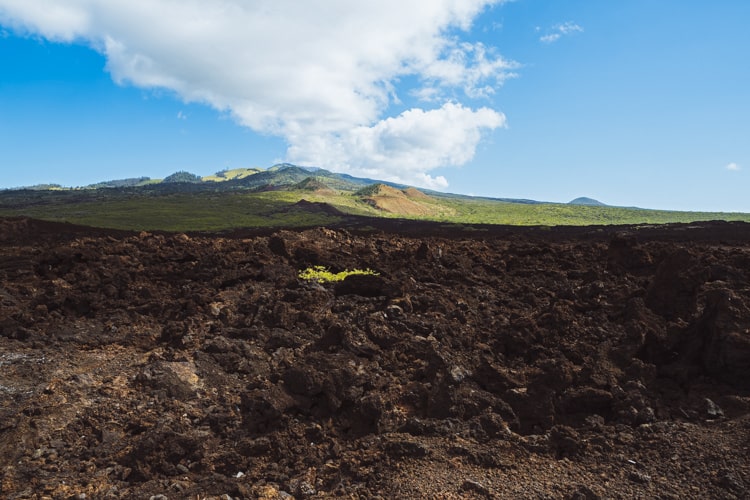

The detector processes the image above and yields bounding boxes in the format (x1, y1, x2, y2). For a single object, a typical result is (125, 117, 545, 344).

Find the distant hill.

(202, 168, 262, 182)
(85, 177, 153, 189)
(569, 197, 606, 206)
(355, 184, 450, 217)
(6, 164, 614, 217)
(293, 177, 334, 193)
(3, 164, 554, 224)
(17, 184, 64, 191)
(230, 165, 320, 189)
(217, 164, 404, 193)
(4, 163, 750, 230)
(163, 171, 202, 183)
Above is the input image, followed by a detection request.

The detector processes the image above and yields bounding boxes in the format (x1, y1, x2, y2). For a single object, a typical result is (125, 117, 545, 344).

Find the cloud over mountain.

(0, 0, 512, 188)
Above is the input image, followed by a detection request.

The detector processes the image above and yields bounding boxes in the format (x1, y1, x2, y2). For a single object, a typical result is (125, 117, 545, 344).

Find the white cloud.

(0, 0, 514, 186)
(416, 41, 519, 99)
(540, 21, 583, 44)
(558, 22, 584, 35)
(287, 102, 505, 188)
(726, 162, 741, 171)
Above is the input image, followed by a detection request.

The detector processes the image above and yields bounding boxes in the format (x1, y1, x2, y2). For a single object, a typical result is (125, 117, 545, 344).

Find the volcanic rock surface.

(1, 217, 750, 498)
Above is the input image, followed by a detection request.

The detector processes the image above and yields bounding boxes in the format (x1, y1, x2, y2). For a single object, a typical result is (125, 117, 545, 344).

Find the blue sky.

(0, 0, 748, 211)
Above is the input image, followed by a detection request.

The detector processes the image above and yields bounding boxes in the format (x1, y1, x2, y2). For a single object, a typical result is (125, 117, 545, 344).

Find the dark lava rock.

(645, 249, 708, 321)
(2, 217, 750, 499)
(334, 273, 393, 297)
(268, 235, 289, 257)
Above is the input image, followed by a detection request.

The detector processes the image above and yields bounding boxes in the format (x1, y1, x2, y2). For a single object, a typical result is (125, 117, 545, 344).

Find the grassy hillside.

(2, 185, 749, 232)
(354, 184, 456, 217)
(202, 168, 262, 182)
(2, 163, 749, 231)
(435, 196, 750, 226)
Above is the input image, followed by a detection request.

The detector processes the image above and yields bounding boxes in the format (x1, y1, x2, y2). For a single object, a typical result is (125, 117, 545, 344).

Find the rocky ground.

(1, 216, 750, 499)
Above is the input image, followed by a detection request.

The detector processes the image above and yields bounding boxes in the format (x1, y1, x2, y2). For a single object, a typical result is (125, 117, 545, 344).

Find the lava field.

(1, 217, 750, 498)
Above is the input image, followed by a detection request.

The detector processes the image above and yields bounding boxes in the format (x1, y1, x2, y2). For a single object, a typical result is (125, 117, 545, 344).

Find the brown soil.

(360, 185, 446, 217)
(1, 216, 750, 499)
(402, 187, 432, 201)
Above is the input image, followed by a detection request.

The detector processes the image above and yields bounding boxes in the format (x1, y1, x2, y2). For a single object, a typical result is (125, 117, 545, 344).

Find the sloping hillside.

(293, 177, 335, 194)
(356, 184, 453, 217)
(403, 186, 432, 200)
(4, 163, 750, 229)
(202, 168, 263, 182)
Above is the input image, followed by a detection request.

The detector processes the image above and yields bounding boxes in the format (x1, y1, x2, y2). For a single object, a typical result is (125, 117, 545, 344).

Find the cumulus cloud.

(0, 0, 513, 188)
(540, 21, 583, 44)
(726, 162, 741, 171)
(287, 102, 506, 188)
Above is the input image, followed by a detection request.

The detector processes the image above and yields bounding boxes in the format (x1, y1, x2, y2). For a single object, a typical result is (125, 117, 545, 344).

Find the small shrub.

(298, 265, 379, 283)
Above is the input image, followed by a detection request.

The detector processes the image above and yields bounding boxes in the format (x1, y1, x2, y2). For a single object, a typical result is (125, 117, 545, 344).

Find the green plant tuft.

(298, 265, 379, 283)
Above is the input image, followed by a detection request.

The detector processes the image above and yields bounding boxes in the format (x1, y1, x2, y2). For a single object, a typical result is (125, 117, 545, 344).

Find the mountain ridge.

(3, 164, 750, 231)
(6, 163, 550, 206)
